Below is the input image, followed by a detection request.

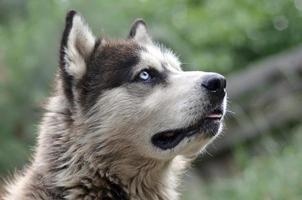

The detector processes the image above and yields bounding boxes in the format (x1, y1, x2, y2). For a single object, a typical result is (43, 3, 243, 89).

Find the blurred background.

(0, 0, 301, 199)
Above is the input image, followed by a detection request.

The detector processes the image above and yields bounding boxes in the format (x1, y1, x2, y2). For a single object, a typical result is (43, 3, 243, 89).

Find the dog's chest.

(63, 176, 129, 200)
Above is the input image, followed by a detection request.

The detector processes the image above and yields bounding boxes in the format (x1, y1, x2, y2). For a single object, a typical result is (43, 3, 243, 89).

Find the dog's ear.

(60, 10, 95, 80)
(59, 10, 95, 101)
(128, 19, 152, 44)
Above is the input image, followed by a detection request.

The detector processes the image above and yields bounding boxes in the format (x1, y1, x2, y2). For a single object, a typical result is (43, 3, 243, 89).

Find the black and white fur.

(3, 11, 227, 200)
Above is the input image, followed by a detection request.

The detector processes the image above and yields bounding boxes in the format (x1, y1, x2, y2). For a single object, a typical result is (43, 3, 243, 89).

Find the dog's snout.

(201, 73, 226, 92)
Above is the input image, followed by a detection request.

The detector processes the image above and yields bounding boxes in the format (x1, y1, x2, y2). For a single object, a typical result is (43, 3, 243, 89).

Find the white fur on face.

(135, 71, 220, 159)
(134, 44, 225, 158)
(139, 43, 182, 72)
(86, 42, 227, 160)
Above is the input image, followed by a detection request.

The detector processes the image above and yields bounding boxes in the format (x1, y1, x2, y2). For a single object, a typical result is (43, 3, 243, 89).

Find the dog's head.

(57, 11, 227, 160)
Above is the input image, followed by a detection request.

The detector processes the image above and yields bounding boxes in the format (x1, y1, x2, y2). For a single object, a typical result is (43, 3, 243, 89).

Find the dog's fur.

(3, 11, 227, 200)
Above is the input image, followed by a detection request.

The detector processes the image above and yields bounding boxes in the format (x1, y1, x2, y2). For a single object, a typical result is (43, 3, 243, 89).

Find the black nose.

(201, 73, 226, 92)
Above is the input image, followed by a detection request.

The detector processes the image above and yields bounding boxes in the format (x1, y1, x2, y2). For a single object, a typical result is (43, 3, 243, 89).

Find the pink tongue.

(207, 114, 222, 118)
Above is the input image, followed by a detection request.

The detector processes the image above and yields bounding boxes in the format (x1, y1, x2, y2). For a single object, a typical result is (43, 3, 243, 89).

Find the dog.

(3, 10, 227, 200)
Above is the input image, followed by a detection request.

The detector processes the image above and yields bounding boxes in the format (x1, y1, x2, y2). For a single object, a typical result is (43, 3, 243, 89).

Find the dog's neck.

(79, 149, 188, 200)
(33, 96, 190, 199)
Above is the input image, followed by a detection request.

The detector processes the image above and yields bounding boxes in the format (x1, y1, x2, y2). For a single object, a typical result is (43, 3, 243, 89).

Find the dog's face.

(59, 11, 227, 160)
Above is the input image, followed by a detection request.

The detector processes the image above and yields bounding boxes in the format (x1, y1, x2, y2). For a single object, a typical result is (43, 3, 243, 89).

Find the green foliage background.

(0, 0, 301, 199)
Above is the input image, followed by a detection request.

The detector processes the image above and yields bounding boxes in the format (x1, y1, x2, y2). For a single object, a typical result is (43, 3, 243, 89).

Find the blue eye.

(139, 70, 151, 81)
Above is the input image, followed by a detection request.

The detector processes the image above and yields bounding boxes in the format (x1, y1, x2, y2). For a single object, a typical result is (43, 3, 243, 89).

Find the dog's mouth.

(151, 108, 223, 150)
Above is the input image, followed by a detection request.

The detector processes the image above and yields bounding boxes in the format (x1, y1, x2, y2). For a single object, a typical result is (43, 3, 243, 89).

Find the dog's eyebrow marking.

(161, 62, 180, 76)
(161, 62, 169, 72)
(142, 43, 182, 72)
(160, 62, 165, 70)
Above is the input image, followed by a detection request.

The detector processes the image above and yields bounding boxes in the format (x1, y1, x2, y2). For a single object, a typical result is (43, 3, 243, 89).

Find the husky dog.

(3, 10, 227, 200)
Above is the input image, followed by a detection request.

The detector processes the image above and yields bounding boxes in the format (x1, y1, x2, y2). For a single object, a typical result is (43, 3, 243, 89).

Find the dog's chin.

(151, 108, 224, 151)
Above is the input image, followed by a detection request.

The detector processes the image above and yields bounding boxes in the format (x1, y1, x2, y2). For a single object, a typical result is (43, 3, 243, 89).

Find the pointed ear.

(128, 19, 152, 44)
(60, 10, 95, 80)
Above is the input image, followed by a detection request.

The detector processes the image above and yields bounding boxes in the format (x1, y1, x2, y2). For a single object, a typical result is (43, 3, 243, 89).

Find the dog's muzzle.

(152, 73, 227, 150)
